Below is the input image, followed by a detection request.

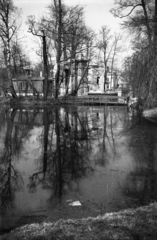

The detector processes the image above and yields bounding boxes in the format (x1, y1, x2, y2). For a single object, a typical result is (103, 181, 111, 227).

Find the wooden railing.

(60, 95, 126, 105)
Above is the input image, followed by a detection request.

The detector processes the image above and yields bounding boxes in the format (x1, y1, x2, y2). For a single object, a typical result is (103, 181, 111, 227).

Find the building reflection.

(1, 105, 156, 232)
(27, 107, 97, 199)
(1, 106, 108, 212)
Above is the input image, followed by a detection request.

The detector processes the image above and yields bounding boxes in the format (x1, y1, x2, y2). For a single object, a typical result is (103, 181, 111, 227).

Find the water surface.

(0, 105, 157, 234)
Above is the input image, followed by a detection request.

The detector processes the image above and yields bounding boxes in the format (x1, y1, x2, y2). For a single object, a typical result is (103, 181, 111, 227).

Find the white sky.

(14, 0, 123, 63)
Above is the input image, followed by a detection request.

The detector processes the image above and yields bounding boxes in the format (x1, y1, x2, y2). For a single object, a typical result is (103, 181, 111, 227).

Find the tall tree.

(27, 15, 49, 101)
(110, 0, 153, 47)
(0, 0, 21, 98)
(62, 7, 95, 95)
(111, 34, 122, 86)
(111, 0, 157, 108)
(10, 39, 31, 78)
(154, 0, 157, 49)
(97, 26, 114, 91)
(46, 3, 95, 96)
(53, 0, 62, 99)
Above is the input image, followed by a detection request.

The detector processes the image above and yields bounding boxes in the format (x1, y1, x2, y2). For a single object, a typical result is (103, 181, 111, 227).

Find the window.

(19, 82, 25, 90)
(20, 82, 23, 90)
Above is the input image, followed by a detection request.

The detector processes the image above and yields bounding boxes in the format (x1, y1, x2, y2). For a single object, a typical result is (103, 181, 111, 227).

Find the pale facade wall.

(51, 62, 118, 96)
(88, 66, 118, 93)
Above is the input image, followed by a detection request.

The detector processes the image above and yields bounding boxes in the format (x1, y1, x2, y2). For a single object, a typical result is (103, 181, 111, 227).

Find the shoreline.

(1, 202, 157, 240)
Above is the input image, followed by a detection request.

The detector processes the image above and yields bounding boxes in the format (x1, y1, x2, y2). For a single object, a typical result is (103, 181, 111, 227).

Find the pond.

(0, 105, 157, 234)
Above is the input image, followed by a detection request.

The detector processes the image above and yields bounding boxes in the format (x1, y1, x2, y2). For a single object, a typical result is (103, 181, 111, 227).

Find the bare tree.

(97, 26, 114, 91)
(45, 3, 95, 96)
(110, 34, 122, 88)
(0, 0, 21, 98)
(111, 0, 157, 109)
(110, 0, 153, 46)
(10, 38, 31, 78)
(27, 15, 49, 101)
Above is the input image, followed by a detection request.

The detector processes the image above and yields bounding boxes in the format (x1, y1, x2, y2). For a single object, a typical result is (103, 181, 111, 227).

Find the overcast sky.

(14, 0, 121, 32)
(13, 0, 123, 63)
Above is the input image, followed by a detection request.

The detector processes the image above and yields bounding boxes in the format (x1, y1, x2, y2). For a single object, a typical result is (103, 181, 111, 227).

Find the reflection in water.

(122, 116, 157, 207)
(0, 106, 157, 233)
(0, 108, 23, 211)
(27, 107, 94, 200)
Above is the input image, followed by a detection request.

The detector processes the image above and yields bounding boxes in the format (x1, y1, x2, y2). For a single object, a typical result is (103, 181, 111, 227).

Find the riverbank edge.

(1, 202, 157, 240)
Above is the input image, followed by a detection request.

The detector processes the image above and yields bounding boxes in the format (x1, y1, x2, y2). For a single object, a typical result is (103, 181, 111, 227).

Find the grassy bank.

(1, 203, 157, 240)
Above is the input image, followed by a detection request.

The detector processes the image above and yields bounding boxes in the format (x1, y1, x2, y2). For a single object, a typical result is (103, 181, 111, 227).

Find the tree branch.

(114, 4, 142, 18)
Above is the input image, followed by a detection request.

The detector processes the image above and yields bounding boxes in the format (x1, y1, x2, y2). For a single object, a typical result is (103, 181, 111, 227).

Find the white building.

(88, 64, 118, 93)
(50, 60, 118, 96)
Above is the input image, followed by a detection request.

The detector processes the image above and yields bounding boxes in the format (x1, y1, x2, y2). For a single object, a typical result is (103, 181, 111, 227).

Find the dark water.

(0, 105, 157, 234)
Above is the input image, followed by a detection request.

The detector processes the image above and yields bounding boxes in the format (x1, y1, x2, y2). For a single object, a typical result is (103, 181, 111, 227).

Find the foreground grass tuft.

(1, 203, 157, 240)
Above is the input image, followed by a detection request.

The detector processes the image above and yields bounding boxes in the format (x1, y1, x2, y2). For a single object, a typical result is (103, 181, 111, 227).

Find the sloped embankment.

(1, 203, 157, 240)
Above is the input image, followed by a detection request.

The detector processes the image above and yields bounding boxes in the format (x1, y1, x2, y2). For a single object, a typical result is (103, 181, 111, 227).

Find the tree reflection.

(0, 109, 22, 210)
(0, 106, 126, 212)
(0, 107, 46, 210)
(28, 107, 97, 199)
(122, 117, 157, 207)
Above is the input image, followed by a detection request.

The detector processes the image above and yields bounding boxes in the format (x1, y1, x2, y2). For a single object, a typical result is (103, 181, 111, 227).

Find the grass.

(1, 202, 157, 240)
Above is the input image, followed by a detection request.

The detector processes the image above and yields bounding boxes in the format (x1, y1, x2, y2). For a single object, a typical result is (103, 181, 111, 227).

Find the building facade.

(12, 60, 118, 97)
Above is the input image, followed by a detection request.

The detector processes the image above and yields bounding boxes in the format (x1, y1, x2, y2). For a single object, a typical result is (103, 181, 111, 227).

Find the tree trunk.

(55, 109, 62, 197)
(73, 62, 89, 95)
(43, 108, 49, 178)
(6, 43, 17, 98)
(55, 0, 62, 99)
(154, 0, 157, 50)
(110, 37, 118, 90)
(141, 0, 152, 46)
(104, 63, 107, 92)
(42, 33, 49, 101)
